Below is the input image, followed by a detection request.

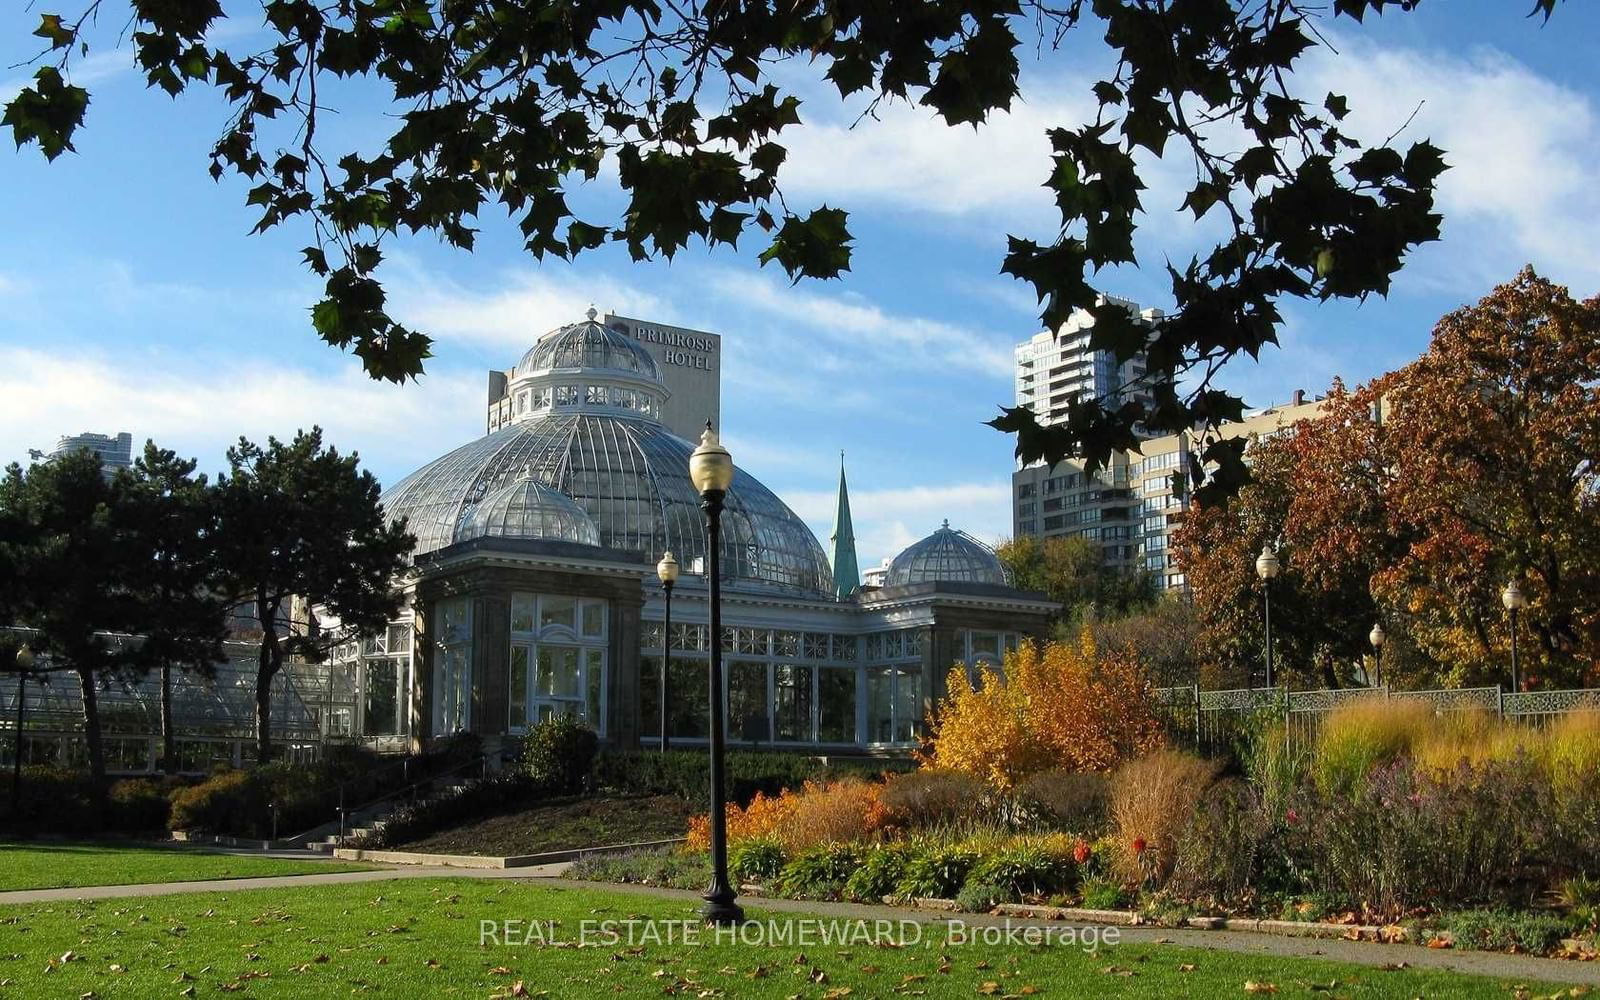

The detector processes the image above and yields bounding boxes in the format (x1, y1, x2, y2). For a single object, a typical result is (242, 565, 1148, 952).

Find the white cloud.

(1304, 39, 1600, 290)
(0, 347, 482, 488)
(389, 262, 674, 352)
(707, 267, 1015, 379)
(785, 480, 1012, 570)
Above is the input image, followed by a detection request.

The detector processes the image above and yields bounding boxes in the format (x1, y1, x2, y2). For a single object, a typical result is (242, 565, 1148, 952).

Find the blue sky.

(2, 2, 1598, 569)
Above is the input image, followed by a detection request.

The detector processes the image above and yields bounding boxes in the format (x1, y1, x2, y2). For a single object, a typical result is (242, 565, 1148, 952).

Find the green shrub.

(1167, 778, 1269, 906)
(1078, 875, 1125, 910)
(1446, 909, 1571, 955)
(776, 845, 862, 900)
(1011, 770, 1109, 834)
(0, 765, 98, 831)
(168, 769, 262, 835)
(969, 844, 1073, 898)
(1293, 757, 1552, 920)
(896, 844, 979, 900)
(570, 847, 710, 890)
(955, 880, 1014, 913)
(879, 770, 988, 831)
(522, 715, 598, 794)
(107, 778, 172, 832)
(845, 845, 912, 902)
(731, 839, 787, 882)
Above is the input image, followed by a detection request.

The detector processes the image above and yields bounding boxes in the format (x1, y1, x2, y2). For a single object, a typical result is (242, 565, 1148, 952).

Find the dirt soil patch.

(394, 794, 696, 857)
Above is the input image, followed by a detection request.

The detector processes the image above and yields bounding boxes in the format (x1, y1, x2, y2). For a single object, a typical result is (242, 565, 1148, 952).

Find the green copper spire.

(829, 452, 860, 599)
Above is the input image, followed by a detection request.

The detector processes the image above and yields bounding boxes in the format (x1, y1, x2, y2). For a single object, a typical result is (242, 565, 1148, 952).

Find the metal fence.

(1154, 683, 1600, 754)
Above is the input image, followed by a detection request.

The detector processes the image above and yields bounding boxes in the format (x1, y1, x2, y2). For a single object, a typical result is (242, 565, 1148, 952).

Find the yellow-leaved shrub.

(919, 631, 1166, 790)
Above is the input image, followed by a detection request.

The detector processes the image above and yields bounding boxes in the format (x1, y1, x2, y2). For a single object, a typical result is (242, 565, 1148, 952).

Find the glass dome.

(388, 311, 832, 594)
(453, 472, 601, 546)
(515, 311, 660, 380)
(885, 520, 1009, 586)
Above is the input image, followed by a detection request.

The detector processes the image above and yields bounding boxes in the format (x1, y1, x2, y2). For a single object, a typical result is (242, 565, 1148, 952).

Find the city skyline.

(3, 1, 1598, 570)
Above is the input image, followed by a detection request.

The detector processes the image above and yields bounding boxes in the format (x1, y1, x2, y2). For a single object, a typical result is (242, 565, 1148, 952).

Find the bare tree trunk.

(255, 595, 282, 764)
(77, 666, 107, 822)
(160, 661, 175, 771)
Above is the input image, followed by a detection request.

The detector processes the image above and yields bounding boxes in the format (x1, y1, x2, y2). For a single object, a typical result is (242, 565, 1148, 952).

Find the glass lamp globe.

(689, 423, 734, 494)
(657, 550, 680, 585)
(1255, 544, 1281, 581)
(1369, 623, 1385, 649)
(1501, 579, 1528, 612)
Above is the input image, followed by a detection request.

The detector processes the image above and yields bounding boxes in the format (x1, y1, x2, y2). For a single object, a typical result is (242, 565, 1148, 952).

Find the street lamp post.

(688, 423, 744, 927)
(12, 645, 34, 815)
(1368, 622, 1386, 688)
(1501, 579, 1529, 692)
(656, 551, 679, 753)
(1255, 545, 1281, 690)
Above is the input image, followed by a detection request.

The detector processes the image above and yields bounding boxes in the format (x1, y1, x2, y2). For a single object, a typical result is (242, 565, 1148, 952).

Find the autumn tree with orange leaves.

(1177, 268, 1600, 690)
(1373, 268, 1600, 689)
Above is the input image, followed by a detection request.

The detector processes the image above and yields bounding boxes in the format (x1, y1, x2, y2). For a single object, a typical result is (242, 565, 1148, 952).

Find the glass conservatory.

(0, 312, 1060, 774)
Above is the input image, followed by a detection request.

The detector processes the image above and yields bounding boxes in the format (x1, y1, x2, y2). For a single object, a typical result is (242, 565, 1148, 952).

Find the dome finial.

(586, 305, 598, 321)
(942, 518, 950, 530)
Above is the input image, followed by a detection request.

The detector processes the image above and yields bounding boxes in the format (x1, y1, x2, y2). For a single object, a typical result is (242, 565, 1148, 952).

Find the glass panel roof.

(455, 475, 601, 546)
(885, 521, 1009, 586)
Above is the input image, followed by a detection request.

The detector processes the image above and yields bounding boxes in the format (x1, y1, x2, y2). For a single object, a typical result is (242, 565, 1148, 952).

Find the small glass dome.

(454, 473, 601, 547)
(516, 311, 660, 381)
(885, 520, 1009, 586)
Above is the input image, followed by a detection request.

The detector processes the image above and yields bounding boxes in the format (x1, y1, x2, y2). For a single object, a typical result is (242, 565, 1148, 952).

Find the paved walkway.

(0, 861, 572, 905)
(2, 862, 1595, 987)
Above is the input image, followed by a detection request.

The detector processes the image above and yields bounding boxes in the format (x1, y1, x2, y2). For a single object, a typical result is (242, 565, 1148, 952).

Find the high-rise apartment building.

(48, 431, 134, 476)
(1012, 391, 1327, 588)
(1013, 294, 1165, 430)
(1010, 295, 1332, 588)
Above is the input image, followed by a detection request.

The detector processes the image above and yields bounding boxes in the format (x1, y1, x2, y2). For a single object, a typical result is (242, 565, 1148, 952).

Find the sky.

(2, 2, 1598, 570)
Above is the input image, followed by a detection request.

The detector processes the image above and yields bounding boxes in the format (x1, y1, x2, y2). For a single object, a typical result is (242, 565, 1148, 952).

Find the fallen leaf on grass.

(977, 984, 1002, 996)
(1178, 964, 1196, 973)
(1426, 937, 1452, 949)
(822, 989, 853, 999)
(1243, 983, 1278, 994)
(1098, 965, 1136, 977)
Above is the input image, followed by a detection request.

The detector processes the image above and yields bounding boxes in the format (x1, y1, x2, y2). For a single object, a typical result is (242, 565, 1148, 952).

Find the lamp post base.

(702, 889, 745, 926)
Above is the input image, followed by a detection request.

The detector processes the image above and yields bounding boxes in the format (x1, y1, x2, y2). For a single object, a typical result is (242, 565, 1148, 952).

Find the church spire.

(829, 451, 860, 599)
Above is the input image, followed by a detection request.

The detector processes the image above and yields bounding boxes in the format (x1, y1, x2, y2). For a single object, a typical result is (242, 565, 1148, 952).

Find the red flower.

(1131, 837, 1147, 855)
(1073, 839, 1092, 865)
(1285, 808, 1300, 826)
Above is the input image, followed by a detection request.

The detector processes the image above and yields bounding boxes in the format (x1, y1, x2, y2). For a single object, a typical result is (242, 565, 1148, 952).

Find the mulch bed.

(394, 793, 695, 857)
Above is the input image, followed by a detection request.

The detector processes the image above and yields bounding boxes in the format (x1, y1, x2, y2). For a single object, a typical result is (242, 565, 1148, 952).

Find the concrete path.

(0, 861, 573, 905)
(2, 863, 1595, 987)
(536, 879, 1600, 989)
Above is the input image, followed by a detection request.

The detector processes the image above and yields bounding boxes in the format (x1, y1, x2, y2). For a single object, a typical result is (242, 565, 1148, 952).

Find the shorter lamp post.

(1501, 579, 1529, 692)
(689, 423, 743, 926)
(656, 551, 679, 752)
(1255, 545, 1281, 690)
(1368, 623, 1386, 688)
(12, 645, 33, 815)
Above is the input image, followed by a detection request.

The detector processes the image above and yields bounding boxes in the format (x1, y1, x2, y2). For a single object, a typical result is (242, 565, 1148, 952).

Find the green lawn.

(0, 877, 1570, 998)
(0, 842, 372, 891)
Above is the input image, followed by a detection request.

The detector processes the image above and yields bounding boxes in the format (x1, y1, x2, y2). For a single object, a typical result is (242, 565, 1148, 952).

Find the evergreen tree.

(211, 428, 414, 761)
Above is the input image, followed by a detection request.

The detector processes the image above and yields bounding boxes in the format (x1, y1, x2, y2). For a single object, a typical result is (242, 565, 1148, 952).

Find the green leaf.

(33, 13, 76, 50)
(2, 66, 91, 160)
(758, 207, 853, 281)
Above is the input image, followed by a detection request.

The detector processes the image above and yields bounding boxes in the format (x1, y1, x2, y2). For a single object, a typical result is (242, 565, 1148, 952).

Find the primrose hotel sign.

(625, 323, 716, 371)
